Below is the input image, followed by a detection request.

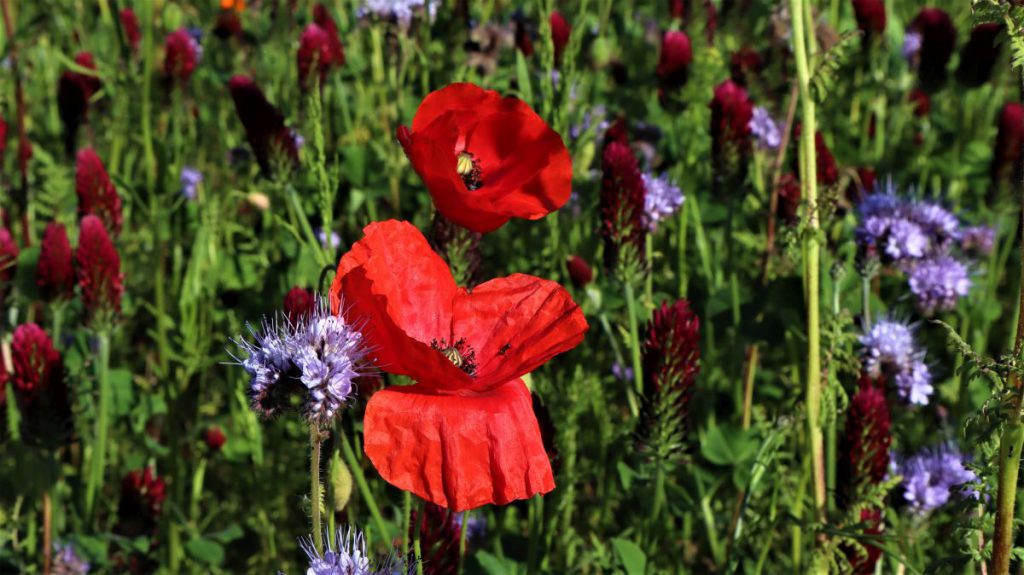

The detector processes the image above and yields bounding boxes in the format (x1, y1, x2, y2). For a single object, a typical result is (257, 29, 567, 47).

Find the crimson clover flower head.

(776, 173, 802, 226)
(164, 28, 201, 83)
(232, 295, 368, 425)
(75, 148, 123, 235)
(119, 8, 141, 53)
(710, 80, 753, 160)
(956, 23, 1002, 88)
(843, 376, 891, 490)
(283, 286, 315, 323)
(11, 323, 62, 405)
(37, 221, 75, 301)
(600, 141, 647, 272)
(566, 255, 593, 288)
(852, 0, 886, 36)
(118, 467, 166, 540)
(906, 8, 956, 90)
(228, 75, 299, 177)
(860, 318, 932, 405)
(75, 215, 124, 324)
(907, 255, 970, 317)
(298, 22, 344, 91)
(893, 444, 977, 514)
(410, 503, 462, 575)
(549, 11, 571, 66)
(992, 102, 1024, 184)
(656, 30, 692, 92)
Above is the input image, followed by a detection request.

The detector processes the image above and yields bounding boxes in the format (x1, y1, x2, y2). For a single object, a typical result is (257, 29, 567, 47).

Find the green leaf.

(209, 524, 244, 544)
(701, 425, 760, 467)
(612, 537, 647, 575)
(13, 246, 40, 299)
(109, 368, 135, 417)
(473, 550, 522, 575)
(515, 50, 533, 106)
(185, 537, 225, 566)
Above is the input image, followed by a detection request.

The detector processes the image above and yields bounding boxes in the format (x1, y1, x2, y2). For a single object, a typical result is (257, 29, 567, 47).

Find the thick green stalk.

(789, 0, 826, 523)
(402, 490, 412, 557)
(311, 424, 324, 555)
(414, 498, 425, 575)
(84, 331, 111, 520)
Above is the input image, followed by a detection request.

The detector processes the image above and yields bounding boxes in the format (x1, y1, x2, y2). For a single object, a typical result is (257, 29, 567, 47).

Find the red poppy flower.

(330, 220, 588, 511)
(396, 83, 572, 234)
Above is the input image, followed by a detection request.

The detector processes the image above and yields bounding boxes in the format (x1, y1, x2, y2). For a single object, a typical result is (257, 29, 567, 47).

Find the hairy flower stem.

(991, 82, 1024, 570)
(310, 424, 324, 555)
(402, 490, 412, 557)
(85, 330, 111, 521)
(414, 498, 425, 575)
(624, 280, 645, 397)
(339, 431, 390, 543)
(789, 0, 826, 525)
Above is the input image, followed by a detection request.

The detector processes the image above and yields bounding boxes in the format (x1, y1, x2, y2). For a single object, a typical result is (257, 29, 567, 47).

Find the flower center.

(431, 337, 477, 376)
(456, 152, 483, 191)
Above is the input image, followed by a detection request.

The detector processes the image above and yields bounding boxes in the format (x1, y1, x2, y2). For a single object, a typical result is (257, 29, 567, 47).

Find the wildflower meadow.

(5, 0, 1024, 573)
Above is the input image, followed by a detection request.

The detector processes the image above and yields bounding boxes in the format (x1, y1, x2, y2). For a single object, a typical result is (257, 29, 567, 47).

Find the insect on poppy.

(330, 220, 588, 511)
(397, 83, 573, 234)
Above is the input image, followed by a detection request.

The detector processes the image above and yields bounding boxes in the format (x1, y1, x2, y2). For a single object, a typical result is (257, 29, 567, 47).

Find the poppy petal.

(331, 220, 471, 389)
(452, 274, 588, 389)
(363, 378, 555, 511)
(410, 83, 511, 133)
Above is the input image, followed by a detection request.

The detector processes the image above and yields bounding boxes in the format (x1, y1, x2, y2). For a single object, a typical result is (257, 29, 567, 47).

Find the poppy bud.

(656, 30, 692, 93)
(776, 173, 801, 225)
(313, 3, 345, 66)
(410, 503, 463, 574)
(76, 148, 123, 235)
(638, 300, 700, 461)
(118, 468, 166, 539)
(566, 255, 593, 288)
(851, 0, 885, 37)
(204, 426, 227, 451)
(907, 8, 956, 91)
(119, 8, 141, 53)
(57, 53, 101, 156)
(600, 141, 648, 273)
(283, 286, 315, 323)
(840, 376, 890, 573)
(11, 323, 61, 406)
(549, 11, 571, 67)
(956, 23, 1002, 88)
(729, 46, 762, 86)
(908, 88, 930, 117)
(228, 75, 299, 177)
(710, 80, 753, 176)
(164, 28, 201, 83)
(37, 222, 75, 301)
(75, 215, 124, 324)
(992, 102, 1023, 184)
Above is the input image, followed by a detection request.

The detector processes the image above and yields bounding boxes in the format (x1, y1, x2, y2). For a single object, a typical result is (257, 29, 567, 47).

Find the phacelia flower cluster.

(856, 182, 977, 315)
(893, 444, 977, 514)
(232, 296, 367, 424)
(358, 0, 437, 29)
(52, 542, 91, 575)
(294, 527, 405, 575)
(180, 166, 202, 200)
(641, 172, 684, 231)
(859, 319, 932, 405)
(749, 106, 781, 150)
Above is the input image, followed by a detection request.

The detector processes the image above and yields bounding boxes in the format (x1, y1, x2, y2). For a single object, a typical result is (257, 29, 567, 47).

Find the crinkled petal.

(363, 378, 555, 511)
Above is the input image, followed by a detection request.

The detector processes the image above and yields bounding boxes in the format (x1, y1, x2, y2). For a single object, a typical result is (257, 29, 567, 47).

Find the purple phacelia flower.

(52, 542, 91, 574)
(358, 0, 437, 29)
(907, 200, 959, 248)
(292, 526, 405, 575)
(860, 319, 933, 405)
(907, 256, 970, 316)
(612, 361, 634, 382)
(902, 30, 922, 62)
(231, 296, 367, 424)
(894, 444, 976, 514)
(961, 225, 995, 257)
(180, 166, 202, 200)
(855, 182, 962, 266)
(749, 106, 781, 150)
(641, 172, 684, 231)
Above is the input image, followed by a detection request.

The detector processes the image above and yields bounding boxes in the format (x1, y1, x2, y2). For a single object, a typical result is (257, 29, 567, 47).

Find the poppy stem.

(624, 281, 645, 397)
(457, 511, 468, 575)
(402, 490, 412, 557)
(414, 498, 425, 575)
(310, 423, 324, 555)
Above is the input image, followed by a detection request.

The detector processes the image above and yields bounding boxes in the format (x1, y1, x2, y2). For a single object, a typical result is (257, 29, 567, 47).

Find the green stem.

(789, 0, 826, 525)
(84, 331, 111, 521)
(339, 431, 390, 543)
(992, 410, 1024, 574)
(458, 512, 468, 575)
(402, 490, 412, 558)
(414, 498, 425, 575)
(624, 281, 645, 397)
(190, 457, 207, 525)
(311, 424, 324, 555)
